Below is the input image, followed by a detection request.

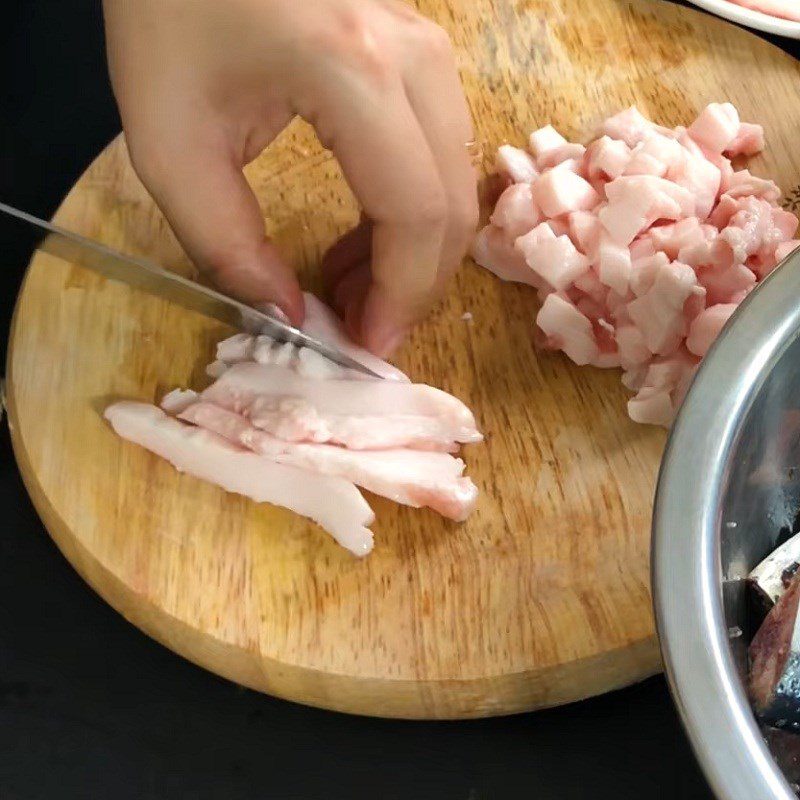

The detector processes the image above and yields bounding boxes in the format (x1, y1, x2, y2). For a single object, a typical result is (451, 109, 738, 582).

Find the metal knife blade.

(0, 201, 383, 379)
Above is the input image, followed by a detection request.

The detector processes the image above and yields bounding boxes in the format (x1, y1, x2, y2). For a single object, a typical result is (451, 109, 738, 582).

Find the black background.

(1, 3, 795, 798)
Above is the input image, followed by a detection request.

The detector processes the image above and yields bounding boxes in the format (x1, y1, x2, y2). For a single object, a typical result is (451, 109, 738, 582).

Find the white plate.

(687, 0, 800, 38)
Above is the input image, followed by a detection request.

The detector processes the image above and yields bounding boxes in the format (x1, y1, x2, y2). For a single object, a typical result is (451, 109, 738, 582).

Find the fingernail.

(256, 292, 305, 330)
(257, 302, 291, 325)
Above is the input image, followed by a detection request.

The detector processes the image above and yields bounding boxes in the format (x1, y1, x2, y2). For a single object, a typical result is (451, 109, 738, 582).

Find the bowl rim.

(686, 0, 800, 39)
(653, 250, 800, 800)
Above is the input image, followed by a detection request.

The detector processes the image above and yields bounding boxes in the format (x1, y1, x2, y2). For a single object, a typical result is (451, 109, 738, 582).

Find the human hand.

(102, 0, 478, 356)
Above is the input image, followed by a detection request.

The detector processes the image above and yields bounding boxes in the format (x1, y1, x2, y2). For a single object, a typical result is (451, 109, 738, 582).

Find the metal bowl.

(654, 250, 800, 799)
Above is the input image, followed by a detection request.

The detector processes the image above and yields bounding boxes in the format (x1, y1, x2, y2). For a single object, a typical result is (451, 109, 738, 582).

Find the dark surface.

(1, 2, 797, 798)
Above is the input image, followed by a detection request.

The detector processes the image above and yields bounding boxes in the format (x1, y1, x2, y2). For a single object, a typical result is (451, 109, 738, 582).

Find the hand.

(102, 0, 478, 356)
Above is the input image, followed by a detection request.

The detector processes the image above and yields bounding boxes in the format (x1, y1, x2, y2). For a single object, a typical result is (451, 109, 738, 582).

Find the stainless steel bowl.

(654, 250, 800, 799)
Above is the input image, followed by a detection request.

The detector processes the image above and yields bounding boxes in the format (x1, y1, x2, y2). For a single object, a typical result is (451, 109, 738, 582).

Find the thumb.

(129, 130, 304, 326)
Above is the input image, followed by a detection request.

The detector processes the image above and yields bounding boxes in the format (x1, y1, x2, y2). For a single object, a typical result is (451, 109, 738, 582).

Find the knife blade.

(0, 201, 383, 379)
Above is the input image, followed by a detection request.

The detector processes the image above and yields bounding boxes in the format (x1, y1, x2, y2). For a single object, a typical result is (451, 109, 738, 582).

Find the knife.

(0, 201, 383, 379)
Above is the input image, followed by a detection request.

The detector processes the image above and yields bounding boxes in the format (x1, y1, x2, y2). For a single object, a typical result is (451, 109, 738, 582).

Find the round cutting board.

(8, 0, 800, 719)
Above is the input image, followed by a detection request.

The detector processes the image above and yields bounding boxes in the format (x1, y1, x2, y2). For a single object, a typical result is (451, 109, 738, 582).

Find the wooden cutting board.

(7, 0, 800, 718)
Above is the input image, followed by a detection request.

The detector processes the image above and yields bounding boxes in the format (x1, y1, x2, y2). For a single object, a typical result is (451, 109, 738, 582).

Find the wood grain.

(7, 0, 800, 718)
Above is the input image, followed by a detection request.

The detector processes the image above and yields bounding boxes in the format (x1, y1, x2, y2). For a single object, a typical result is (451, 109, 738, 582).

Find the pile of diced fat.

(472, 103, 800, 427)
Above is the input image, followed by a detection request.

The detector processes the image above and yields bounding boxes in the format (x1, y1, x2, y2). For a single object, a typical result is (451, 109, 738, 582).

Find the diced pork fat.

(490, 183, 541, 237)
(687, 103, 740, 154)
(529, 125, 567, 159)
(471, 225, 546, 289)
(515, 223, 590, 290)
(536, 294, 599, 366)
(532, 169, 600, 218)
(495, 145, 538, 184)
(475, 103, 798, 428)
(686, 304, 737, 357)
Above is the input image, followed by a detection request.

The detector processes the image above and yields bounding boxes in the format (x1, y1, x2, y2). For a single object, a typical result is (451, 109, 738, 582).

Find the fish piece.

(532, 169, 600, 218)
(300, 292, 409, 382)
(495, 144, 538, 184)
(160, 388, 199, 414)
(470, 225, 547, 289)
(536, 293, 599, 365)
(180, 402, 478, 521)
(749, 532, 800, 613)
(104, 401, 375, 556)
(686, 304, 737, 357)
(725, 122, 765, 157)
(202, 362, 482, 449)
(528, 124, 567, 159)
(749, 571, 800, 729)
(489, 183, 541, 237)
(687, 103, 740, 154)
(515, 223, 590, 290)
